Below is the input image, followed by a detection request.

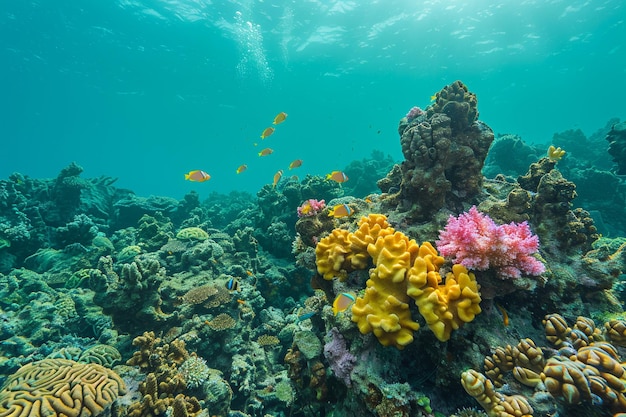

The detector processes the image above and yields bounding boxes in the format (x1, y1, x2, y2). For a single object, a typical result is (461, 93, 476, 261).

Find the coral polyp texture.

(463, 314, 626, 417)
(0, 358, 126, 417)
(315, 213, 481, 346)
(381, 80, 494, 221)
(436, 206, 545, 279)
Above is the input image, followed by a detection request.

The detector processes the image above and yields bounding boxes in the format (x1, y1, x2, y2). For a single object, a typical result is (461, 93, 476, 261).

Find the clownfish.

(288, 159, 303, 170)
(328, 204, 352, 218)
(273, 170, 283, 188)
(496, 303, 509, 327)
(185, 170, 211, 182)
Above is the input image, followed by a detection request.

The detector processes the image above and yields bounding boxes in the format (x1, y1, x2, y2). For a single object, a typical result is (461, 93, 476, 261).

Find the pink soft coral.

(436, 206, 545, 279)
(297, 199, 326, 218)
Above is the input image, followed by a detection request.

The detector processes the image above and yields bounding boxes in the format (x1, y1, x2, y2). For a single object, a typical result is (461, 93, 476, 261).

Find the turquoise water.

(1, 0, 624, 198)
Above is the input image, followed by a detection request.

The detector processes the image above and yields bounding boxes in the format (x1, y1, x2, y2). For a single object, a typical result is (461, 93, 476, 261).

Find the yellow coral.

(351, 232, 421, 349)
(315, 229, 354, 280)
(176, 227, 209, 241)
(407, 251, 482, 342)
(547, 145, 566, 162)
(315, 214, 393, 280)
(461, 369, 534, 417)
(0, 358, 126, 417)
(316, 214, 481, 347)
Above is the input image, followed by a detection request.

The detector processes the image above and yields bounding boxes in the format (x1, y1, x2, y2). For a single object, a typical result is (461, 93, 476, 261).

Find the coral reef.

(1, 82, 625, 417)
(463, 314, 626, 417)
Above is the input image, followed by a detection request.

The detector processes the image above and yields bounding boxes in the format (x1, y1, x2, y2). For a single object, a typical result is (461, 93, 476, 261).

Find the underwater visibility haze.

(1, 0, 625, 197)
(2, 2, 626, 417)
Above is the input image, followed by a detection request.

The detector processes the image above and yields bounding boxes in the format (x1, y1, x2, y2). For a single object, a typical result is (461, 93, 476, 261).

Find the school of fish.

(183, 110, 349, 191)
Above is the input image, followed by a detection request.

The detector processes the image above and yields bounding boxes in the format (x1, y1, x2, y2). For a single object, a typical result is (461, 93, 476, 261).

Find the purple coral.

(436, 206, 545, 279)
(405, 106, 424, 122)
(323, 327, 356, 387)
(297, 199, 326, 218)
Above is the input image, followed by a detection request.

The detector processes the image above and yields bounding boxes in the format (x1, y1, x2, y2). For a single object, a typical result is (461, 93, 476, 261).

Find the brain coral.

(0, 358, 126, 417)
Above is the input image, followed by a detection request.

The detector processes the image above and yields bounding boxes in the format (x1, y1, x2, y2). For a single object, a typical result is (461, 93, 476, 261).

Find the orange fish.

(273, 169, 283, 188)
(326, 171, 349, 183)
(273, 112, 288, 125)
(260, 127, 275, 139)
(288, 159, 303, 170)
(185, 170, 211, 182)
(258, 148, 273, 157)
(328, 203, 352, 218)
(332, 292, 356, 315)
(236, 164, 248, 174)
(496, 303, 509, 326)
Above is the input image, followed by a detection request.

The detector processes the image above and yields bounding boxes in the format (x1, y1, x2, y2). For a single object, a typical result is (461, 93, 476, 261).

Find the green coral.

(176, 227, 209, 241)
(293, 330, 322, 360)
(78, 345, 122, 368)
(117, 245, 142, 263)
(65, 268, 93, 289)
(274, 380, 295, 405)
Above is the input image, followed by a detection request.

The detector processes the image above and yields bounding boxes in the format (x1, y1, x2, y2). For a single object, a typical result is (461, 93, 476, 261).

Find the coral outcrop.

(381, 80, 494, 221)
(315, 214, 481, 346)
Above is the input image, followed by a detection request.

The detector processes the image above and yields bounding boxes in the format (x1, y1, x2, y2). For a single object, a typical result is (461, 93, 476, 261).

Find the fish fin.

(184, 174, 190, 180)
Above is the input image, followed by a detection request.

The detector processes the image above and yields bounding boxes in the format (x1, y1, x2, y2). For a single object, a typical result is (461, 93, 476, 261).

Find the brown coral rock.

(181, 285, 218, 305)
(0, 359, 126, 417)
(206, 313, 236, 331)
(394, 81, 494, 220)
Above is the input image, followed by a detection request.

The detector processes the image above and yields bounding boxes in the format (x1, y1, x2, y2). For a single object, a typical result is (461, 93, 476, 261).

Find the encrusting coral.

(315, 213, 482, 346)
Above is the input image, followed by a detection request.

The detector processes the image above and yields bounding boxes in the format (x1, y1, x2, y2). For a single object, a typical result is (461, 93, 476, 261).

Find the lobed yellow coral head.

(352, 229, 421, 349)
(314, 214, 394, 281)
(461, 369, 534, 417)
(408, 259, 481, 342)
(547, 145, 566, 162)
(315, 228, 354, 280)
